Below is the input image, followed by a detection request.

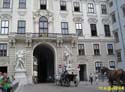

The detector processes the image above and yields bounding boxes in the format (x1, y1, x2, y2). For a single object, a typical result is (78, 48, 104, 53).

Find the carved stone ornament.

(71, 39, 76, 47)
(33, 10, 53, 19)
(15, 50, 25, 71)
(60, 12, 68, 18)
(9, 39, 15, 47)
(88, 18, 98, 23)
(57, 40, 63, 47)
(26, 39, 32, 47)
(73, 17, 84, 22)
(18, 10, 27, 16)
(0, 14, 12, 19)
(33, 10, 54, 23)
(102, 18, 111, 24)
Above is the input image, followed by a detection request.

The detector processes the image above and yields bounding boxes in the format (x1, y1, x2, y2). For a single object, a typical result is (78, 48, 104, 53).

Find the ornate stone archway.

(33, 43, 55, 83)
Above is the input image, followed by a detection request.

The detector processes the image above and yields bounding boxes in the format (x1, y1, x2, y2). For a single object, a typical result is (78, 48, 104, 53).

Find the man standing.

(89, 73, 93, 85)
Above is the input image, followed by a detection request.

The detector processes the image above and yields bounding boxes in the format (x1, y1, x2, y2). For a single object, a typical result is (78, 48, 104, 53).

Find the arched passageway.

(33, 44, 55, 83)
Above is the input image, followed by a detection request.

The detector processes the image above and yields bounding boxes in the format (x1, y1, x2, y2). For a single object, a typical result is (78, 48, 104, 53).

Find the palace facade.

(0, 0, 117, 83)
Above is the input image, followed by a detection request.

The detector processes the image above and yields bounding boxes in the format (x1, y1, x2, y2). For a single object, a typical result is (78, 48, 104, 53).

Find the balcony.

(9, 32, 77, 41)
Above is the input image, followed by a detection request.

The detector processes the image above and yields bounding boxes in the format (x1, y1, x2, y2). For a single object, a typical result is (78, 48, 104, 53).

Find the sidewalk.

(15, 81, 109, 92)
(15, 85, 25, 92)
(80, 80, 109, 86)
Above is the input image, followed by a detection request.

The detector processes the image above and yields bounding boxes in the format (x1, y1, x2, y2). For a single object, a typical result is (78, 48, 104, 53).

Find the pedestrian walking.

(89, 73, 93, 85)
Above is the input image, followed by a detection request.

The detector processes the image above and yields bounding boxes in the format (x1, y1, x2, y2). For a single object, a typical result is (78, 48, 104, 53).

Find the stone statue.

(64, 45, 73, 71)
(15, 50, 25, 71)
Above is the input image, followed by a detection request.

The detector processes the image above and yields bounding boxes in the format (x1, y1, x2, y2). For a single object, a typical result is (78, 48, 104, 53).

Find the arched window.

(39, 16, 48, 33)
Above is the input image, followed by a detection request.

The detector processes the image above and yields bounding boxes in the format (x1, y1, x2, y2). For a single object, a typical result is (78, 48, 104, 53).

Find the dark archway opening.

(0, 66, 7, 73)
(33, 44, 54, 83)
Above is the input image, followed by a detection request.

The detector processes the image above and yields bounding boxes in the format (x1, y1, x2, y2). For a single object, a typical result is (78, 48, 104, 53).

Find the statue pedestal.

(14, 69, 27, 86)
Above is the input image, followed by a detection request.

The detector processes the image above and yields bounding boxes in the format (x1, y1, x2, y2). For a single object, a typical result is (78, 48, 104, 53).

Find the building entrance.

(79, 64, 87, 81)
(33, 44, 55, 83)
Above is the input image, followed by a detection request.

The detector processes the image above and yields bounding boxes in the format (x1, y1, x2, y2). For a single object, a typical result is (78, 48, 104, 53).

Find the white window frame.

(75, 23, 83, 36)
(19, 0, 26, 9)
(92, 43, 101, 55)
(40, 0, 47, 10)
(78, 44, 85, 56)
(60, 0, 67, 11)
(88, 3, 95, 14)
(104, 24, 111, 37)
(101, 4, 107, 14)
(3, 0, 10, 9)
(95, 61, 102, 73)
(61, 22, 69, 34)
(0, 43, 8, 57)
(73, 2, 80, 12)
(93, 43, 100, 55)
(106, 43, 114, 55)
(90, 24, 98, 36)
(109, 61, 115, 69)
(17, 20, 26, 34)
(0, 20, 9, 35)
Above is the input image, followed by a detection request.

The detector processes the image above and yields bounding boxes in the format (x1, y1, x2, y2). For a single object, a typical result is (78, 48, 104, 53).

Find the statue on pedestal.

(14, 50, 27, 86)
(15, 50, 25, 71)
(63, 45, 73, 71)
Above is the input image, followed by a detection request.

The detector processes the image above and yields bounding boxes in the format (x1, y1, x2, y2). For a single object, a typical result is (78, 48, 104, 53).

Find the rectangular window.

(73, 2, 80, 12)
(61, 22, 68, 34)
(95, 62, 102, 73)
(93, 44, 100, 55)
(40, 0, 47, 10)
(104, 25, 111, 37)
(109, 61, 115, 69)
(76, 23, 83, 36)
(17, 20, 26, 34)
(107, 44, 114, 55)
(101, 4, 107, 14)
(122, 7, 125, 16)
(0, 20, 9, 35)
(60, 1, 66, 11)
(116, 50, 122, 62)
(3, 0, 10, 8)
(88, 3, 94, 13)
(0, 43, 7, 56)
(111, 13, 116, 23)
(90, 24, 97, 36)
(114, 31, 119, 42)
(19, 0, 26, 9)
(78, 44, 85, 56)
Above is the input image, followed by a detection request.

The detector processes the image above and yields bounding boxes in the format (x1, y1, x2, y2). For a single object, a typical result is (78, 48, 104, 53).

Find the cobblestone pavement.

(16, 81, 109, 92)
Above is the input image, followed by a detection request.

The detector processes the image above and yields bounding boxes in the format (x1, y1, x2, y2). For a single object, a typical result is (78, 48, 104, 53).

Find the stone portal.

(33, 44, 55, 83)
